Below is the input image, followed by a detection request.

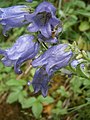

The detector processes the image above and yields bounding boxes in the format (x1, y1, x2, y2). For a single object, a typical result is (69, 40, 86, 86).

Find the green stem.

(37, 38, 48, 50)
(42, 42, 48, 49)
(67, 102, 90, 113)
(58, 0, 62, 10)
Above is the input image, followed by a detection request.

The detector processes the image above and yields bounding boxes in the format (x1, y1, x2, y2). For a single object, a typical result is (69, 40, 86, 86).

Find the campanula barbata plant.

(0, 0, 75, 97)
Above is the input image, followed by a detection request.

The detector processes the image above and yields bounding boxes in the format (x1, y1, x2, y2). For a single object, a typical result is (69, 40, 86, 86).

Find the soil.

(0, 101, 33, 120)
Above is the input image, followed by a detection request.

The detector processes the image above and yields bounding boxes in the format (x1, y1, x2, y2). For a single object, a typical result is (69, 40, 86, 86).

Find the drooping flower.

(0, 34, 39, 74)
(0, 5, 30, 35)
(30, 67, 51, 97)
(25, 1, 60, 38)
(32, 44, 73, 75)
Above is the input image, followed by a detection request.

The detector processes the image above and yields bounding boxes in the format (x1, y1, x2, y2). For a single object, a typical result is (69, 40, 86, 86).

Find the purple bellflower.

(32, 44, 73, 75)
(61, 59, 85, 76)
(71, 59, 85, 69)
(25, 1, 60, 38)
(71, 60, 79, 68)
(0, 34, 39, 74)
(31, 67, 51, 97)
(26, 0, 33, 2)
(0, 5, 30, 35)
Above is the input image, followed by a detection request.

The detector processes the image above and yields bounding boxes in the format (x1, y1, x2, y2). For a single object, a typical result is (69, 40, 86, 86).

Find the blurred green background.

(0, 0, 90, 120)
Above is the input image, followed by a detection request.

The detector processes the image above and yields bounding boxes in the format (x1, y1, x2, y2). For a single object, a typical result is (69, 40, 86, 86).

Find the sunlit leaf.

(21, 97, 36, 109)
(79, 21, 90, 31)
(37, 95, 54, 104)
(7, 92, 19, 103)
(32, 101, 43, 118)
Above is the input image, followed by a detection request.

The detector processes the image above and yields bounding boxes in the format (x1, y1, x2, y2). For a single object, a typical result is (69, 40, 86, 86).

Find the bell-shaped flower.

(25, 1, 60, 38)
(0, 5, 30, 35)
(0, 34, 39, 74)
(31, 67, 51, 97)
(32, 44, 73, 75)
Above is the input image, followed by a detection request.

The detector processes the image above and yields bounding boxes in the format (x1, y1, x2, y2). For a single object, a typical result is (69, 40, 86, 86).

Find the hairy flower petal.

(31, 67, 50, 97)
(25, 1, 61, 39)
(0, 34, 39, 74)
(32, 44, 73, 75)
(36, 1, 56, 15)
(0, 5, 29, 35)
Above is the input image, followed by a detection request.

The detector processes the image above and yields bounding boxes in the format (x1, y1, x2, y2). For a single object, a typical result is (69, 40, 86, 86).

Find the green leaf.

(52, 108, 67, 115)
(86, 90, 90, 97)
(29, 1, 38, 7)
(0, 83, 8, 92)
(29, 85, 34, 92)
(37, 95, 54, 104)
(70, 76, 82, 93)
(21, 97, 36, 109)
(83, 79, 90, 86)
(18, 90, 28, 103)
(86, 5, 90, 11)
(11, 86, 23, 92)
(59, 10, 65, 18)
(32, 101, 43, 118)
(74, 10, 90, 17)
(79, 21, 90, 31)
(86, 98, 90, 102)
(63, 18, 77, 31)
(30, 68, 36, 76)
(7, 92, 19, 103)
(56, 101, 62, 108)
(76, 63, 90, 78)
(4, 67, 12, 73)
(57, 86, 69, 97)
(0, 63, 4, 69)
(6, 79, 26, 86)
(58, 108, 67, 115)
(70, 15, 78, 21)
(18, 93, 24, 104)
(74, 0, 86, 8)
(52, 100, 67, 115)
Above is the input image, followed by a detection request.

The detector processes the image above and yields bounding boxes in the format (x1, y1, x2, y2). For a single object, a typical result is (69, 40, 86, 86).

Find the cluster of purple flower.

(0, 0, 73, 97)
